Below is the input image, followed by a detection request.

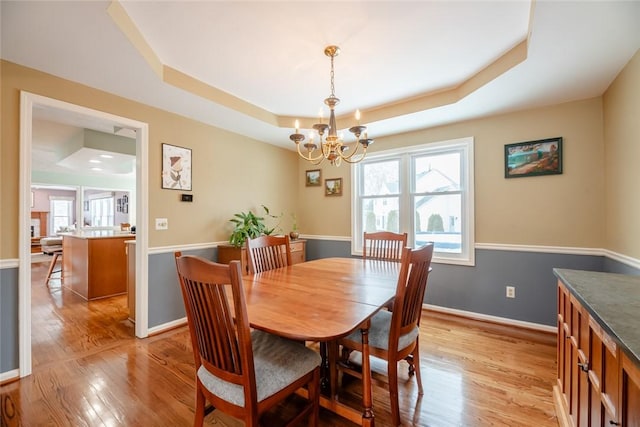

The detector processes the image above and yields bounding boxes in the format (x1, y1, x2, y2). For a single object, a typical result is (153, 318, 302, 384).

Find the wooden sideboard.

(217, 238, 306, 275)
(554, 269, 640, 427)
(62, 232, 134, 300)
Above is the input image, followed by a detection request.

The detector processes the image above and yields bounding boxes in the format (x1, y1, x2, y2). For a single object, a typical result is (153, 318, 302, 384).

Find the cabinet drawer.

(290, 241, 304, 253)
(290, 240, 306, 265)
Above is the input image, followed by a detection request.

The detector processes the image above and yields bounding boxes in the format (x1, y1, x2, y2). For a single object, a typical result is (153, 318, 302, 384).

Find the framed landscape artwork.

(325, 178, 342, 196)
(504, 137, 563, 178)
(306, 169, 321, 187)
(162, 143, 192, 190)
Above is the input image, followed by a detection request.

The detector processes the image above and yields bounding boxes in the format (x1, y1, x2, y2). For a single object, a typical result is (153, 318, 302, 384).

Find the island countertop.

(553, 268, 640, 366)
(61, 230, 135, 239)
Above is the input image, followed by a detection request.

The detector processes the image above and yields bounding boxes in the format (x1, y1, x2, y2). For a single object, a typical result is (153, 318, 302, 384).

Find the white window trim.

(351, 136, 475, 266)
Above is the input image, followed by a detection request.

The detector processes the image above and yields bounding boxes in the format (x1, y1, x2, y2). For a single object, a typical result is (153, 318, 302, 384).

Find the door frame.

(19, 91, 150, 377)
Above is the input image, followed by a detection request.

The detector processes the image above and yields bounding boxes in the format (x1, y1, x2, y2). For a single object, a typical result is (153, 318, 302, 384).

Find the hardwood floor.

(1, 261, 558, 426)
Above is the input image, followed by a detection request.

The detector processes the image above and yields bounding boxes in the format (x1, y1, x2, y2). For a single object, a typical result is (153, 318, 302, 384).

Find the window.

(353, 137, 474, 265)
(49, 197, 74, 233)
(89, 196, 115, 227)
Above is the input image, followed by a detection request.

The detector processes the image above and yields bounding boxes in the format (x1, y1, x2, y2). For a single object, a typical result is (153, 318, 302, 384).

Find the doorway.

(18, 91, 149, 377)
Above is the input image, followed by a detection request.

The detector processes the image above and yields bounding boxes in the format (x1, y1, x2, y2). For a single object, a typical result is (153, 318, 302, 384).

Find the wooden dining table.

(240, 257, 400, 427)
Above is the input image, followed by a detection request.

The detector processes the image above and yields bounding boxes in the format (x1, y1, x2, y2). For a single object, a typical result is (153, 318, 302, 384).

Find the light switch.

(155, 218, 168, 230)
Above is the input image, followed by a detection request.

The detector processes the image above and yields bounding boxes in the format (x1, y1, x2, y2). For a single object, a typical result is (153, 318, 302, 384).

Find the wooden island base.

(62, 231, 134, 300)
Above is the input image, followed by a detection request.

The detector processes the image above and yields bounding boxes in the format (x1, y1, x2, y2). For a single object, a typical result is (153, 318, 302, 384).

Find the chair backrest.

(363, 231, 408, 262)
(174, 252, 258, 405)
(390, 243, 434, 345)
(246, 234, 292, 274)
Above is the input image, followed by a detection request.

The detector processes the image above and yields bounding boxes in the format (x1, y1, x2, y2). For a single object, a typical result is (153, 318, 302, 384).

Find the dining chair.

(363, 231, 408, 311)
(174, 252, 321, 427)
(246, 234, 292, 274)
(362, 231, 408, 262)
(335, 243, 434, 427)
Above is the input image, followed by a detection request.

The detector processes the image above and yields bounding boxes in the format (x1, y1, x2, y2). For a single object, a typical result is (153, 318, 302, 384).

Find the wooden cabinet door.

(570, 294, 587, 426)
(558, 282, 571, 405)
(621, 353, 640, 426)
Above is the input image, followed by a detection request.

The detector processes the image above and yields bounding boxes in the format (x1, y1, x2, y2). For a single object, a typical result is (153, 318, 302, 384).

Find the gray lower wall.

(2, 242, 638, 374)
(0, 267, 19, 373)
(148, 247, 215, 329)
(306, 240, 608, 326)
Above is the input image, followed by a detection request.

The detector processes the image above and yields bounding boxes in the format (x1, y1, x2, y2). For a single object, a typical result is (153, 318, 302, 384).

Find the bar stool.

(40, 237, 63, 287)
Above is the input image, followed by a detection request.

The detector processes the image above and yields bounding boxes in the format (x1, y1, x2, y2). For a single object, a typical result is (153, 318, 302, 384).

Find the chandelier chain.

(330, 54, 336, 98)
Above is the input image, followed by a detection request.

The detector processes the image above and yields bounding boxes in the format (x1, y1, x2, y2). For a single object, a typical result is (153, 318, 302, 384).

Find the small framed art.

(324, 178, 342, 196)
(162, 143, 192, 190)
(306, 169, 321, 187)
(504, 137, 563, 178)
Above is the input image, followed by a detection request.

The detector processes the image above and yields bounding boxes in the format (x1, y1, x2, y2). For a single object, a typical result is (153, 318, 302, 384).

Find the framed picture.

(162, 143, 192, 190)
(504, 137, 563, 178)
(324, 178, 342, 196)
(306, 169, 321, 187)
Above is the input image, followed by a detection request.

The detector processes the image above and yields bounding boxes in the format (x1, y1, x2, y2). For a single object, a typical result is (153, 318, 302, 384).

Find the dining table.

(239, 256, 400, 427)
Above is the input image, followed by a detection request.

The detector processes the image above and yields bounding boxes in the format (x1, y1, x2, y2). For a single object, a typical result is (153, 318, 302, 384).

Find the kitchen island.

(62, 230, 135, 301)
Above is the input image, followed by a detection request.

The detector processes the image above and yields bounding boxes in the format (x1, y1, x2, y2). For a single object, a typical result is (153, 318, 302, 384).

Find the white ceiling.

(2, 0, 639, 159)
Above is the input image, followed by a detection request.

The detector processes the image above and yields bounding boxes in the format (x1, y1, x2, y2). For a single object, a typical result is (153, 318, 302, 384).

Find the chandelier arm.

(297, 143, 325, 164)
(341, 149, 368, 164)
(338, 142, 363, 160)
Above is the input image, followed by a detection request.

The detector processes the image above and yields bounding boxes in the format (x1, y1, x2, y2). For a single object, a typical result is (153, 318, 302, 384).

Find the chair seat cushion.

(344, 310, 419, 351)
(197, 330, 321, 407)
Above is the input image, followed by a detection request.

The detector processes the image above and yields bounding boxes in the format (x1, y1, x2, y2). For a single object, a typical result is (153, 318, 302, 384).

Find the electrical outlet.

(506, 286, 516, 298)
(155, 218, 168, 230)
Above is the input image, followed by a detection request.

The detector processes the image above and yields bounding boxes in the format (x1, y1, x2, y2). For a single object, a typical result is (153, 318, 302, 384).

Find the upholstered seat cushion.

(40, 237, 63, 254)
(197, 330, 320, 407)
(344, 310, 419, 351)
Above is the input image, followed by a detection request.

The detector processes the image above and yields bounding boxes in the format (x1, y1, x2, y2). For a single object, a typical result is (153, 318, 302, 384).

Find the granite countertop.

(554, 268, 640, 366)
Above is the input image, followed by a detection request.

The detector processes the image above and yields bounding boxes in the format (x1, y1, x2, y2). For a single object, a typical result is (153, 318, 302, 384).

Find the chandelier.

(289, 45, 373, 166)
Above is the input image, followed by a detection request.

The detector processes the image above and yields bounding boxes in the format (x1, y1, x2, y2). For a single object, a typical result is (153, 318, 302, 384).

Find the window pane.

(89, 197, 114, 227)
(414, 194, 461, 253)
(362, 197, 400, 233)
(414, 152, 460, 193)
(362, 160, 399, 196)
(50, 199, 73, 232)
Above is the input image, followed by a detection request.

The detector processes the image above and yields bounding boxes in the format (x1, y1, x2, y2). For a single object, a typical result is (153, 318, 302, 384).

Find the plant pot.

(289, 231, 299, 240)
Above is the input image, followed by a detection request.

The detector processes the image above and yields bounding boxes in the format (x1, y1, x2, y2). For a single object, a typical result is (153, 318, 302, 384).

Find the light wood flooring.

(0, 260, 559, 426)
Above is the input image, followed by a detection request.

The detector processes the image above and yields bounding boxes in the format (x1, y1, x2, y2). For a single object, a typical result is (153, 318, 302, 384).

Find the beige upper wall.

(603, 49, 640, 259)
(1, 60, 299, 258)
(3, 54, 637, 258)
(300, 97, 606, 249)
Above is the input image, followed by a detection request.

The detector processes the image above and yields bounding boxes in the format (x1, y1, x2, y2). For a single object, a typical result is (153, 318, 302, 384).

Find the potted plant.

(289, 213, 299, 240)
(228, 205, 280, 248)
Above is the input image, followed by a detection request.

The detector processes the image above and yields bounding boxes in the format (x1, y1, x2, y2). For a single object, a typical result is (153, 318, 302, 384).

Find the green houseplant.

(228, 205, 280, 247)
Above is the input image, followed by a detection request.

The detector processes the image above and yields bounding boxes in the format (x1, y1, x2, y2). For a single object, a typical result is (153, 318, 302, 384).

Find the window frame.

(351, 136, 475, 266)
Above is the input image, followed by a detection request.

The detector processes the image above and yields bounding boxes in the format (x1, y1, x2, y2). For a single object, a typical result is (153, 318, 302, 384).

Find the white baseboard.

(147, 317, 187, 336)
(0, 369, 20, 383)
(424, 303, 557, 333)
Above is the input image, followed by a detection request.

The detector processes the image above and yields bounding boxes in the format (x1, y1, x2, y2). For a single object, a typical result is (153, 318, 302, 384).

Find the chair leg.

(388, 360, 401, 427)
(309, 367, 320, 427)
(412, 339, 424, 395)
(193, 388, 205, 427)
(45, 252, 61, 287)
